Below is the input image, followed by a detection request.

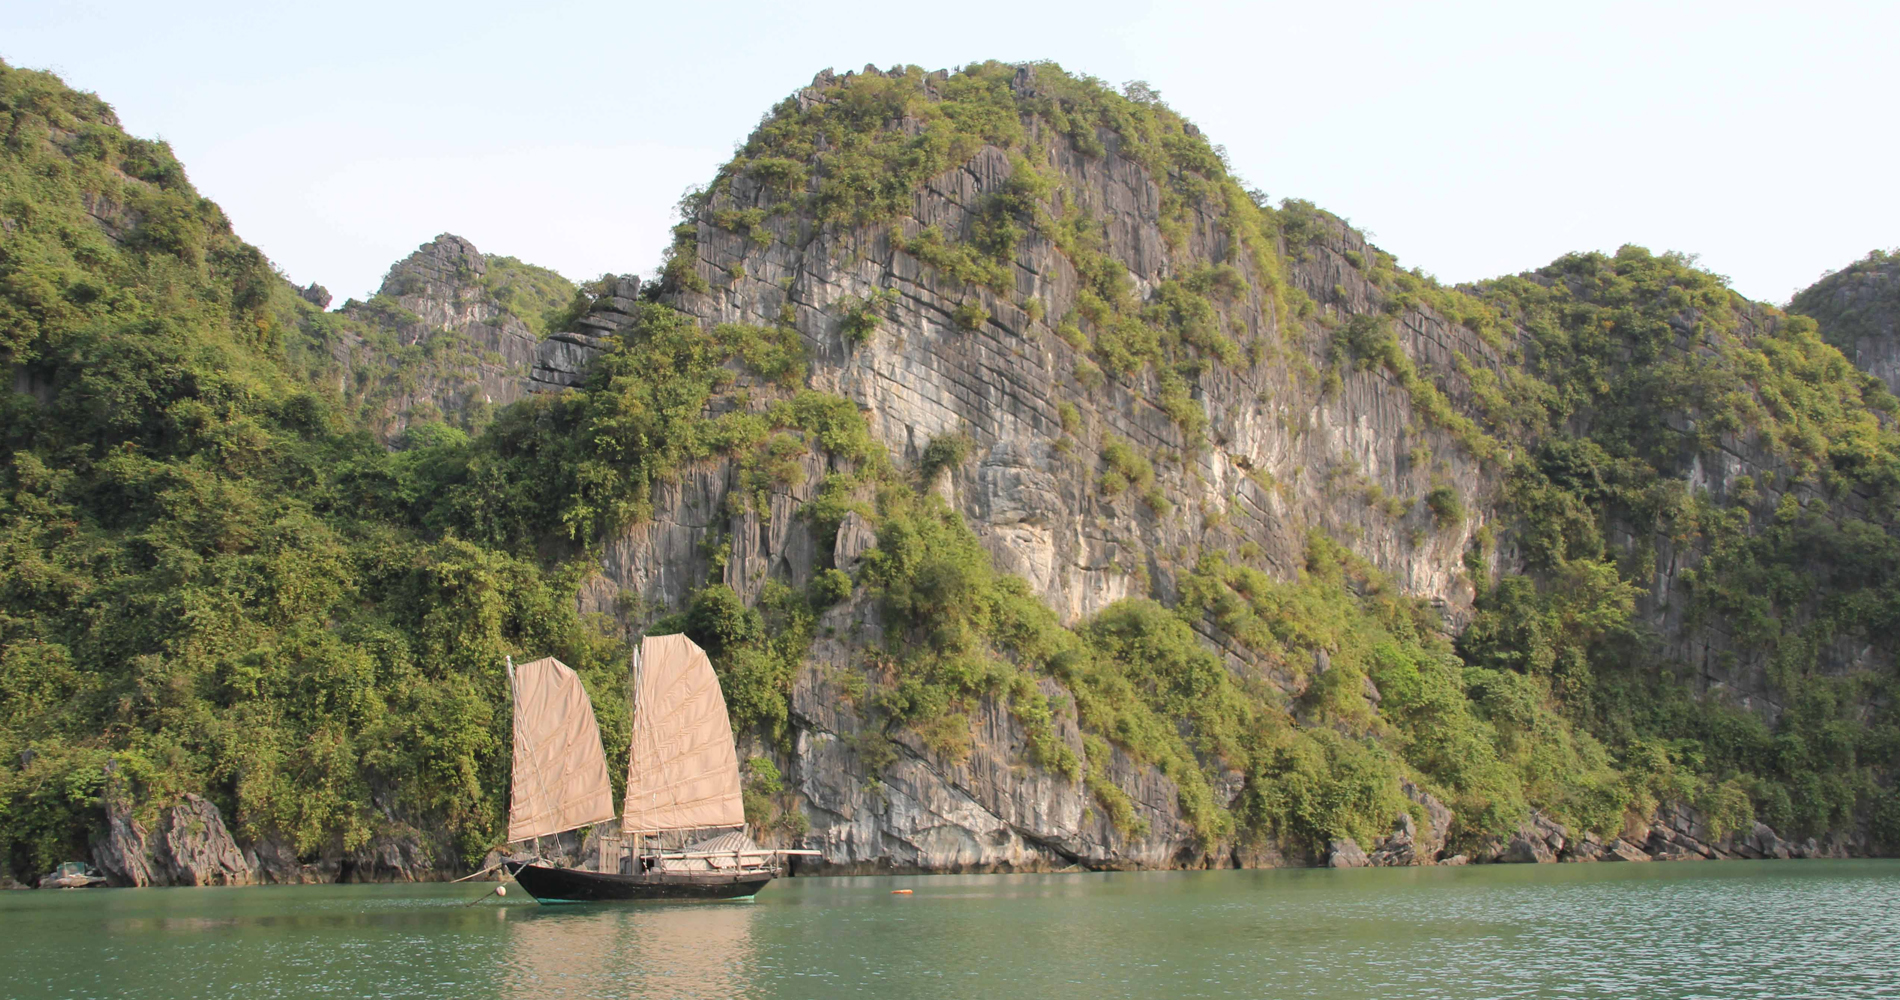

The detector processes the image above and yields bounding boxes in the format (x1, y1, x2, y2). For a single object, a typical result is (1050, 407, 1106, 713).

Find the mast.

(625, 642, 644, 855)
(507, 655, 539, 858)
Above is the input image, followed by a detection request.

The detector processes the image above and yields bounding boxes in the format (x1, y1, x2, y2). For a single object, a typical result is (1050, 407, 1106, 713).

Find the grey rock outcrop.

(1326, 838, 1370, 868)
(530, 275, 641, 390)
(832, 510, 877, 572)
(1495, 811, 1568, 864)
(1734, 822, 1794, 860)
(91, 767, 155, 887)
(1563, 831, 1606, 862)
(89, 755, 462, 885)
(93, 788, 254, 887)
(1646, 801, 1728, 859)
(343, 831, 435, 882)
(1365, 815, 1421, 866)
(248, 839, 337, 884)
(790, 596, 1205, 873)
(157, 795, 254, 886)
(79, 190, 139, 244)
(1363, 781, 1455, 866)
(1600, 838, 1653, 862)
(1364, 786, 1454, 867)
(1482, 802, 1833, 866)
(299, 282, 332, 309)
(1497, 832, 1557, 864)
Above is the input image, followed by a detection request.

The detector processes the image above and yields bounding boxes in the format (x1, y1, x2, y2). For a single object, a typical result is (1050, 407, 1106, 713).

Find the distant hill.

(1792, 249, 1900, 394)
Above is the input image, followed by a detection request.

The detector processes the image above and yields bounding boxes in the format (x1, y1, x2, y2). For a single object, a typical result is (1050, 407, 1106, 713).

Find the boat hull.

(507, 862, 778, 903)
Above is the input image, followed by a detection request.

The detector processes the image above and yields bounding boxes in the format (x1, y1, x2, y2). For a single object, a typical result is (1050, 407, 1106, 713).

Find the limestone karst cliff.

(1, 57, 1895, 885)
(502, 63, 1897, 871)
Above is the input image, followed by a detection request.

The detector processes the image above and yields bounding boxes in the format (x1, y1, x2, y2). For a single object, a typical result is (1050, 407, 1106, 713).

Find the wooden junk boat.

(502, 634, 818, 903)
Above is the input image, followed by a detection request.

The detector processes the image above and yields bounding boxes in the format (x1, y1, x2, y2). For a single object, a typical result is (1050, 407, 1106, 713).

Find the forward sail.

(508, 657, 617, 842)
(622, 634, 745, 834)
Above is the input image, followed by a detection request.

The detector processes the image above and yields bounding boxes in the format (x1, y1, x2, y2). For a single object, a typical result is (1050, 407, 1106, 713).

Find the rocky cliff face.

(507, 66, 1523, 871)
(543, 75, 1498, 624)
(330, 234, 567, 442)
(692, 152, 1497, 626)
(503, 65, 1896, 872)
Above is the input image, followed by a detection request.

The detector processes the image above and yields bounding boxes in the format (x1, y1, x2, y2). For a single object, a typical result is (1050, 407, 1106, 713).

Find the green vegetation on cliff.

(1442, 248, 1900, 839)
(679, 63, 1900, 851)
(0, 61, 646, 872)
(686, 61, 1299, 445)
(1297, 235, 1900, 843)
(317, 243, 579, 441)
(0, 60, 862, 875)
(481, 255, 579, 338)
(2, 57, 1896, 882)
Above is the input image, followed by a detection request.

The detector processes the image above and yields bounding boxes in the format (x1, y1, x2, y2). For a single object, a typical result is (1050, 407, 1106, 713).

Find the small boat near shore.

(501, 634, 818, 904)
(38, 862, 108, 889)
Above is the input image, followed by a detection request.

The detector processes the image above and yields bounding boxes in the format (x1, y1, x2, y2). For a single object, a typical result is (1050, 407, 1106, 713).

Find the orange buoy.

(890, 889, 913, 894)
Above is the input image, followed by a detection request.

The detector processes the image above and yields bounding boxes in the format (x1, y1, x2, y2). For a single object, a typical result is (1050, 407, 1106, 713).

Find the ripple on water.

(1, 861, 1896, 999)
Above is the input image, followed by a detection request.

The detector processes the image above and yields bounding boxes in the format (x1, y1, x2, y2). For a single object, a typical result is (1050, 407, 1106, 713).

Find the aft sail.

(622, 634, 745, 834)
(508, 657, 617, 842)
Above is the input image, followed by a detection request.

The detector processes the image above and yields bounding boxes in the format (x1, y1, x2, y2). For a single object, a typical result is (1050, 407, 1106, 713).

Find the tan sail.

(508, 657, 617, 842)
(622, 634, 745, 833)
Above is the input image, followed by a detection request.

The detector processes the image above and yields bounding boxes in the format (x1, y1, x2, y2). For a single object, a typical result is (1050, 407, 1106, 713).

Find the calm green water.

(2, 861, 1895, 999)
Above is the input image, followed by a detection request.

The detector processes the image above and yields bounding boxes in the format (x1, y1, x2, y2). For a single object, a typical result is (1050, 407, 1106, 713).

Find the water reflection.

(502, 901, 759, 999)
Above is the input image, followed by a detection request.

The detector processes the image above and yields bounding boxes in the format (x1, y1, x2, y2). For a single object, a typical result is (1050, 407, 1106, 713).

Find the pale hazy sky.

(4, 0, 1893, 305)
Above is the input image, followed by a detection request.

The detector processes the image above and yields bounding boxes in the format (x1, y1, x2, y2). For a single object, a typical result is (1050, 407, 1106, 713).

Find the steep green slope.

(0, 61, 629, 873)
(0, 61, 903, 878)
(1458, 249, 1900, 837)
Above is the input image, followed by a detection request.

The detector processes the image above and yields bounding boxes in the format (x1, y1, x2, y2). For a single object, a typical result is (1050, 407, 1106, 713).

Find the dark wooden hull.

(506, 862, 778, 903)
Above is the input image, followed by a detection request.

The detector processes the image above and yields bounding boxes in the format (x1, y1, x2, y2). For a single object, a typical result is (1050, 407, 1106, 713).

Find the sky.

(3, 0, 1894, 306)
